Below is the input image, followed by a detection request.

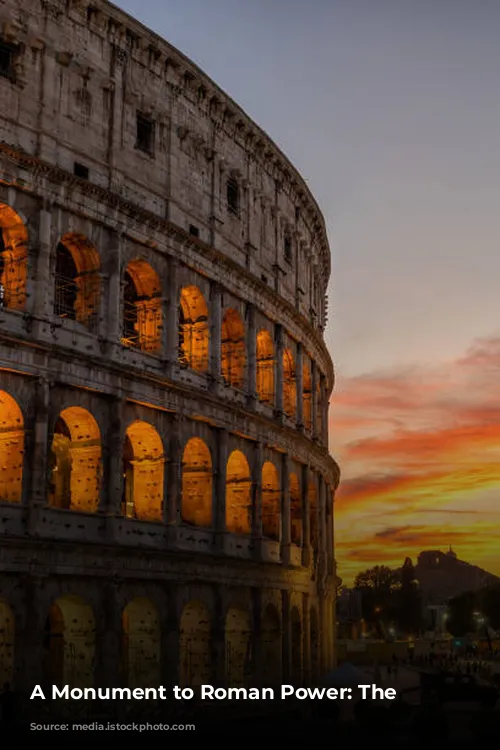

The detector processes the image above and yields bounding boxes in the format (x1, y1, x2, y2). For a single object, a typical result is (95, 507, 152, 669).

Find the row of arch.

(0, 204, 322, 425)
(0, 595, 321, 690)
(0, 392, 319, 546)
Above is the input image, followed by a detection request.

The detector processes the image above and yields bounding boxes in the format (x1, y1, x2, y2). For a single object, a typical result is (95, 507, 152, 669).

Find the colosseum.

(0, 0, 339, 719)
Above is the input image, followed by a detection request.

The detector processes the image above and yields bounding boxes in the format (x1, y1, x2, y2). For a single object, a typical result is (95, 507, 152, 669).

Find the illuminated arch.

(261, 461, 280, 541)
(310, 607, 320, 683)
(179, 600, 212, 687)
(43, 595, 95, 688)
(302, 361, 312, 430)
(0, 390, 24, 504)
(179, 286, 209, 372)
(48, 407, 101, 513)
(0, 599, 14, 685)
(122, 259, 162, 352)
(225, 607, 251, 688)
(290, 606, 302, 686)
(54, 233, 101, 330)
(283, 348, 296, 419)
(226, 450, 252, 535)
(122, 598, 160, 689)
(308, 480, 319, 558)
(122, 420, 165, 522)
(256, 330, 274, 404)
(181, 437, 212, 527)
(0, 203, 28, 310)
(221, 308, 245, 389)
(289, 472, 302, 546)
(261, 604, 281, 687)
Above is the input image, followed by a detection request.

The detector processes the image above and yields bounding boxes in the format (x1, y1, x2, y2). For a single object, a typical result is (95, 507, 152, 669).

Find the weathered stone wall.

(0, 0, 339, 704)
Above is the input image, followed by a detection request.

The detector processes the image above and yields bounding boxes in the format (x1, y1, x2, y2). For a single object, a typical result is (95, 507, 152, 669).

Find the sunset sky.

(116, 0, 500, 584)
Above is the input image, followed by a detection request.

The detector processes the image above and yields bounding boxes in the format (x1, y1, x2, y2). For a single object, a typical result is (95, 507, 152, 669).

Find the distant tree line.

(446, 583, 500, 637)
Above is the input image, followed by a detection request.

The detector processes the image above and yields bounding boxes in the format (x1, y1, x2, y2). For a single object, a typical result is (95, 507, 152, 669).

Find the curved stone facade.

(0, 0, 339, 704)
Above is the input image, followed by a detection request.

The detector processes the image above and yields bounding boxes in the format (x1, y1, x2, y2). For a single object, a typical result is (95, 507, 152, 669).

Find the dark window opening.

(189, 224, 200, 238)
(54, 244, 78, 320)
(0, 41, 16, 80)
(136, 112, 155, 154)
(227, 177, 239, 216)
(261, 274, 268, 285)
(284, 234, 292, 263)
(74, 162, 89, 179)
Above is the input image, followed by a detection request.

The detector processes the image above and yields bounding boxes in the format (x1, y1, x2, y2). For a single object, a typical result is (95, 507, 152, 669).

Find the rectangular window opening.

(227, 177, 239, 216)
(74, 162, 89, 179)
(0, 41, 16, 80)
(189, 224, 200, 238)
(136, 112, 155, 154)
(284, 235, 292, 264)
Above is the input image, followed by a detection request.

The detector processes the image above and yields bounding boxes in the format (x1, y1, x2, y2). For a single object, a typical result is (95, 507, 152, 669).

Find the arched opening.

(122, 421, 164, 522)
(179, 600, 212, 687)
(43, 595, 95, 688)
(179, 286, 209, 372)
(261, 604, 281, 687)
(283, 348, 296, 419)
(181, 438, 212, 527)
(302, 362, 312, 430)
(221, 308, 245, 389)
(261, 461, 280, 541)
(121, 598, 160, 689)
(225, 607, 251, 688)
(48, 407, 101, 513)
(226, 450, 251, 535)
(0, 599, 14, 685)
(0, 390, 24, 504)
(310, 607, 320, 684)
(289, 473, 302, 546)
(256, 330, 274, 404)
(53, 233, 100, 331)
(290, 606, 302, 686)
(0, 203, 28, 310)
(122, 259, 162, 352)
(309, 480, 319, 561)
(315, 379, 322, 436)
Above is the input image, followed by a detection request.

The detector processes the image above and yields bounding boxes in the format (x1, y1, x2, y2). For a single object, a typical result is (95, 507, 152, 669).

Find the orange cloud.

(331, 335, 500, 584)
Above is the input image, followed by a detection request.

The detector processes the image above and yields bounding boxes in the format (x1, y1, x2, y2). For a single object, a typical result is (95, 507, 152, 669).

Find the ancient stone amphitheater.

(0, 0, 340, 707)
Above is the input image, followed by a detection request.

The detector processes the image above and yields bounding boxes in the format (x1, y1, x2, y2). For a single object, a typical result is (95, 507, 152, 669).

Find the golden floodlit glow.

(331, 335, 500, 584)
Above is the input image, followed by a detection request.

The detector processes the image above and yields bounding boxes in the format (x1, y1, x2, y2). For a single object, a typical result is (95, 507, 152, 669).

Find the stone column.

(301, 464, 311, 567)
(326, 484, 334, 574)
(311, 362, 318, 441)
(95, 584, 121, 689)
(250, 588, 263, 687)
(104, 396, 125, 515)
(246, 302, 257, 407)
(105, 231, 123, 347)
(33, 202, 53, 320)
(165, 414, 182, 525)
(165, 257, 179, 375)
(209, 281, 222, 390)
(303, 594, 311, 686)
(274, 323, 284, 417)
(319, 475, 327, 559)
(281, 590, 291, 682)
(296, 342, 303, 428)
(281, 454, 291, 564)
(252, 441, 263, 559)
(319, 595, 327, 672)
(321, 375, 328, 447)
(27, 376, 50, 535)
(211, 587, 226, 687)
(214, 427, 228, 550)
(163, 587, 181, 689)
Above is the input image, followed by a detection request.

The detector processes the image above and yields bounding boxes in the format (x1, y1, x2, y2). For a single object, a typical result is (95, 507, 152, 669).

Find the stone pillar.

(319, 595, 327, 672)
(319, 475, 327, 559)
(326, 485, 335, 574)
(166, 414, 182, 525)
(301, 464, 311, 567)
(104, 396, 125, 515)
(274, 323, 284, 417)
(27, 376, 50, 534)
(246, 302, 257, 406)
(95, 584, 121, 689)
(214, 427, 228, 549)
(250, 588, 263, 687)
(311, 362, 318, 441)
(162, 587, 180, 689)
(281, 590, 291, 682)
(321, 375, 328, 447)
(281, 454, 291, 564)
(252, 441, 263, 560)
(211, 587, 226, 687)
(303, 594, 311, 686)
(296, 342, 303, 428)
(103, 231, 122, 346)
(33, 202, 52, 320)
(209, 281, 222, 388)
(165, 257, 179, 375)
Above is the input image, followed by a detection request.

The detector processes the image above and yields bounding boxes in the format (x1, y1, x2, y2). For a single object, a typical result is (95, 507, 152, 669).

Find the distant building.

(415, 547, 500, 607)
